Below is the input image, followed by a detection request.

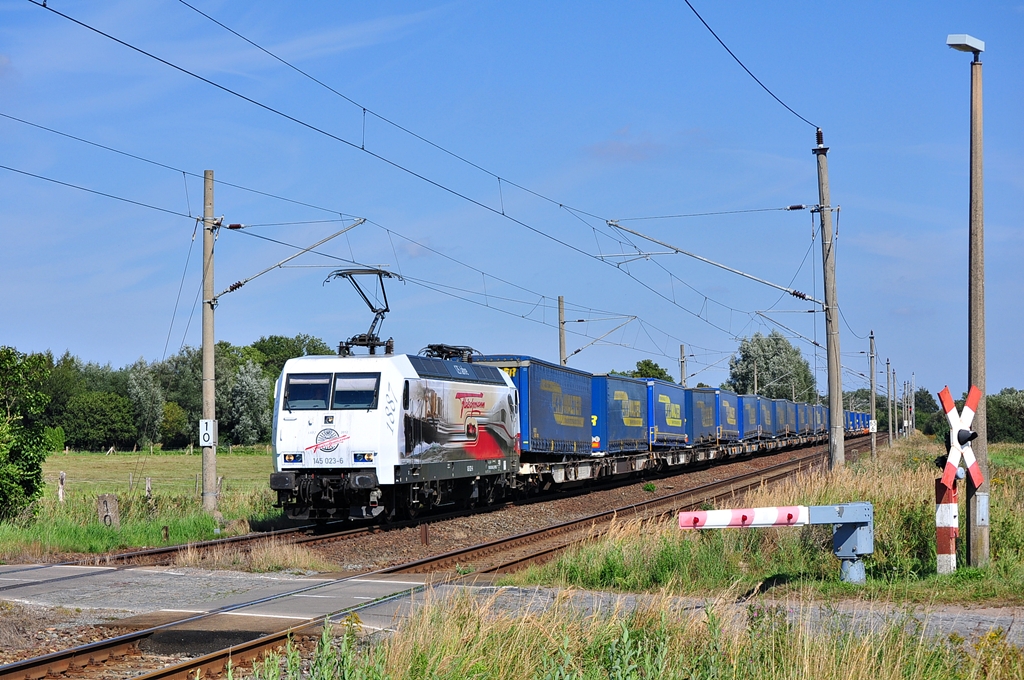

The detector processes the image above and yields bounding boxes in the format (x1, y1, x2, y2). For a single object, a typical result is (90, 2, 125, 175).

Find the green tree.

(81, 361, 129, 396)
(0, 346, 51, 521)
(127, 358, 164, 445)
(154, 346, 202, 428)
(988, 389, 1024, 443)
(229, 360, 272, 445)
(38, 350, 86, 429)
(251, 334, 333, 378)
(724, 331, 816, 401)
(159, 401, 190, 448)
(61, 391, 136, 451)
(610, 359, 675, 382)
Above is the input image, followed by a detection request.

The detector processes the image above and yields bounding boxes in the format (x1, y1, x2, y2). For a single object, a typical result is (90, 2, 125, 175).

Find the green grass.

(0, 449, 279, 558)
(501, 435, 1024, 606)
(991, 442, 1024, 470)
(41, 449, 273, 496)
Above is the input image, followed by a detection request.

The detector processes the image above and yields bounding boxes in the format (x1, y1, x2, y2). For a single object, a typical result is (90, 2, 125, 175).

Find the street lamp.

(946, 32, 988, 567)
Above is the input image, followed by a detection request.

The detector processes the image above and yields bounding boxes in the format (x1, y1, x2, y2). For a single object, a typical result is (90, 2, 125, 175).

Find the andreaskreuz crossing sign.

(937, 386, 983, 490)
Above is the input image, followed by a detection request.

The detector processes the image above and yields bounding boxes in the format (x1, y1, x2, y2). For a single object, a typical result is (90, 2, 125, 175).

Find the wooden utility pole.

(886, 358, 892, 447)
(558, 295, 567, 366)
(911, 373, 916, 432)
(893, 370, 899, 438)
(813, 128, 844, 468)
(869, 331, 876, 459)
(201, 170, 218, 513)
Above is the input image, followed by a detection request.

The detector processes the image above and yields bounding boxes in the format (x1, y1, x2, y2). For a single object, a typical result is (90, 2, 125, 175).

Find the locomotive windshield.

(283, 373, 332, 410)
(332, 372, 381, 410)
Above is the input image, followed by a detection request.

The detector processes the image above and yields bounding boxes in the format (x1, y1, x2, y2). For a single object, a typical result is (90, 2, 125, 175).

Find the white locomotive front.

(270, 353, 520, 520)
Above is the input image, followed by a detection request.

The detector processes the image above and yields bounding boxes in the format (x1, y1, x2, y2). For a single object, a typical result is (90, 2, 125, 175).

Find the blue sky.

(1, 1, 1021, 400)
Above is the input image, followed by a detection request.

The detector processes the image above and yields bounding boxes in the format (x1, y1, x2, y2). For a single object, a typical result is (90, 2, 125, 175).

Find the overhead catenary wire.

(224, 228, 720, 366)
(0, 163, 192, 219)
(608, 220, 822, 306)
(616, 205, 806, 222)
(13, 9, 829, 377)
(161, 219, 201, 361)
(682, 0, 817, 128)
(28, 2, 808, 346)
(3, 102, 731, 362)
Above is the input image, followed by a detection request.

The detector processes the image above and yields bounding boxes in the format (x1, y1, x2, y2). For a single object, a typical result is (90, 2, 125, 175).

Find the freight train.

(269, 347, 869, 521)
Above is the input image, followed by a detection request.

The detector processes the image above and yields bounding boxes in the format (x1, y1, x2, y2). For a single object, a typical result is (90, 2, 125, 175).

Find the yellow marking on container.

(540, 379, 584, 428)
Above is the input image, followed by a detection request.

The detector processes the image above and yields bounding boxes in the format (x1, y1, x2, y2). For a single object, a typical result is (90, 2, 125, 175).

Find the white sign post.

(199, 419, 218, 448)
(869, 419, 877, 433)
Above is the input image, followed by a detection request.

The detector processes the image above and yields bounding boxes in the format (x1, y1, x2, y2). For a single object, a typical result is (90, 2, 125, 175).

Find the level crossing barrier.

(679, 502, 874, 584)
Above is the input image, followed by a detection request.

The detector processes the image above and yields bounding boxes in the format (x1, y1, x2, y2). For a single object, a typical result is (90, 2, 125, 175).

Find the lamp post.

(946, 33, 988, 567)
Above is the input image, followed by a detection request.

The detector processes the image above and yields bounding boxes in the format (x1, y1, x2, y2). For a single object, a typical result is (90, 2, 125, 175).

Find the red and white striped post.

(936, 479, 959, 574)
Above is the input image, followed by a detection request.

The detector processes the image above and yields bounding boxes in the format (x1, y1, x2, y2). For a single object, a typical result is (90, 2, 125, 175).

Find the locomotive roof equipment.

(324, 267, 403, 356)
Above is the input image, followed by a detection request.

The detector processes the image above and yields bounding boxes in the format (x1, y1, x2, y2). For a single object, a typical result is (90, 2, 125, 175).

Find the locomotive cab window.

(333, 373, 381, 410)
(284, 373, 332, 410)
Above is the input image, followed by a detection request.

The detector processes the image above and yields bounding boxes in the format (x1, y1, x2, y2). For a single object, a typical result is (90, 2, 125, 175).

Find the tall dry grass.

(241, 590, 1024, 679)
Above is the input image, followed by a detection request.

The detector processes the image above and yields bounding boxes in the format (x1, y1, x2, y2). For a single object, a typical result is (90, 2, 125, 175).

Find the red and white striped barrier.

(935, 478, 959, 574)
(937, 386, 984, 489)
(679, 505, 809, 529)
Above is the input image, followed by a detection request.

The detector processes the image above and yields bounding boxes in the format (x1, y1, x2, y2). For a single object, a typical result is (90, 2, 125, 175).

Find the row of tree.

(34, 334, 332, 451)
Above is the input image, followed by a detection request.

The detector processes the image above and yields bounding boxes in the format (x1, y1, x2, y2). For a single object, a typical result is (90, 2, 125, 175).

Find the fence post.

(58, 471, 66, 503)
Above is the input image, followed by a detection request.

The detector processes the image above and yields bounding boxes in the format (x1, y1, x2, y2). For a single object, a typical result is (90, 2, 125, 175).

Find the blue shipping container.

(685, 388, 718, 444)
(647, 379, 687, 447)
(737, 395, 760, 440)
(773, 399, 796, 435)
(812, 404, 825, 434)
(760, 398, 775, 437)
(474, 355, 592, 455)
(592, 375, 648, 453)
(797, 403, 811, 435)
(719, 390, 740, 441)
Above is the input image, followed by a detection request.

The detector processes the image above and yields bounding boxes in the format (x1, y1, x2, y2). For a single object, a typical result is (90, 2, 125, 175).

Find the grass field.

(40, 449, 273, 497)
(0, 450, 278, 559)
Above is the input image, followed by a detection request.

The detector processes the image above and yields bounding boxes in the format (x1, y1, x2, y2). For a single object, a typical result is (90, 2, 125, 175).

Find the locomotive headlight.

(283, 453, 303, 463)
(353, 452, 375, 463)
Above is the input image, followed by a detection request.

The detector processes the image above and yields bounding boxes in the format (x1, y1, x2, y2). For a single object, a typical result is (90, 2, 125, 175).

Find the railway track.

(1, 434, 880, 680)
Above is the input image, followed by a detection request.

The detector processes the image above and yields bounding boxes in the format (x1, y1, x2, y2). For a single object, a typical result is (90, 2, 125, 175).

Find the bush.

(0, 346, 50, 521)
(42, 426, 65, 453)
(61, 391, 135, 451)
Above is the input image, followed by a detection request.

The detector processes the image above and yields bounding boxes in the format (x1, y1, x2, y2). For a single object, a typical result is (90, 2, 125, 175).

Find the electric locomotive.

(269, 351, 520, 521)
